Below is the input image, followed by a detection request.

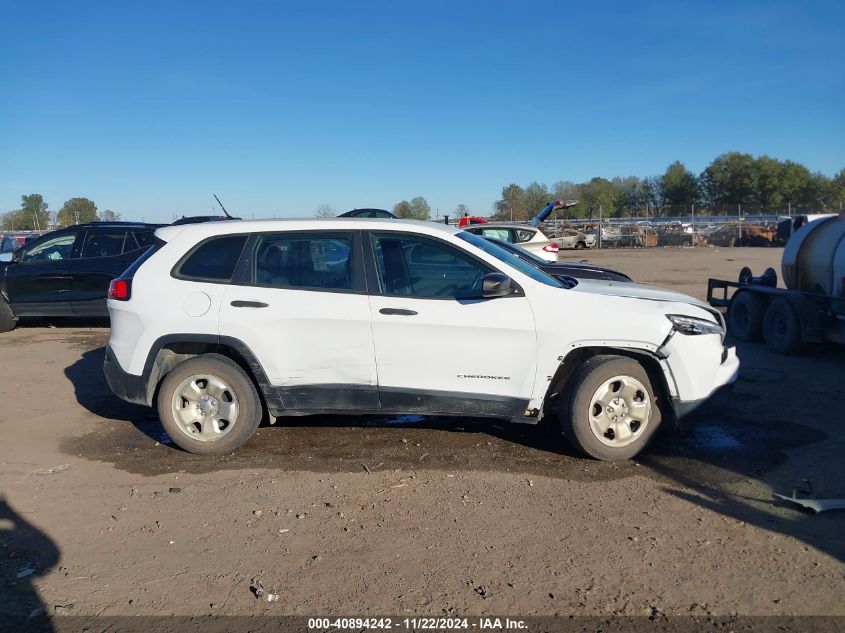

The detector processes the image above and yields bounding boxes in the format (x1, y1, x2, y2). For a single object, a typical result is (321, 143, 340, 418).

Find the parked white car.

(104, 219, 738, 461)
(461, 224, 559, 262)
(556, 229, 596, 250)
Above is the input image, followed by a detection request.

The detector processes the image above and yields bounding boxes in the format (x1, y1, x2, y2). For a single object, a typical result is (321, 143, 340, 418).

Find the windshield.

(486, 237, 547, 266)
(457, 231, 562, 288)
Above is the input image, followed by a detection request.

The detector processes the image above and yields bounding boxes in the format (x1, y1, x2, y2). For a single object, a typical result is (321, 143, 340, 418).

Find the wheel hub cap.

(170, 374, 239, 442)
(588, 375, 652, 448)
(198, 395, 219, 416)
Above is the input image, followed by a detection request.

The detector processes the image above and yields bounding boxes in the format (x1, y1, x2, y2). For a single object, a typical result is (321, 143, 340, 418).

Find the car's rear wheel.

(157, 354, 262, 454)
(0, 297, 16, 333)
(559, 356, 661, 461)
(728, 291, 766, 341)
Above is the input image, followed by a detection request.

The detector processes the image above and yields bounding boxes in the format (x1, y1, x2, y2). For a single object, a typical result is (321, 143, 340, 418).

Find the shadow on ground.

(0, 498, 57, 631)
(63, 342, 845, 564)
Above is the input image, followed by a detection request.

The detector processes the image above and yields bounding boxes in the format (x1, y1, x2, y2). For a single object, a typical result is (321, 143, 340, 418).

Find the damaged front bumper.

(660, 340, 740, 421)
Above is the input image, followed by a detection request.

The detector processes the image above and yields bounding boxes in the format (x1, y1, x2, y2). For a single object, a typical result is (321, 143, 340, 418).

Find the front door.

(218, 230, 379, 412)
(5, 230, 83, 316)
(365, 231, 537, 417)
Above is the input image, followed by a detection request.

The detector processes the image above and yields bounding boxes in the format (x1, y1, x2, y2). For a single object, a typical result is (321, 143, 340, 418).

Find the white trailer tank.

(782, 213, 845, 300)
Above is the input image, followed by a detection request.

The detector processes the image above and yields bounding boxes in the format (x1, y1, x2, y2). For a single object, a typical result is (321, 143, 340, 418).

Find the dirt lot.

(1, 247, 843, 622)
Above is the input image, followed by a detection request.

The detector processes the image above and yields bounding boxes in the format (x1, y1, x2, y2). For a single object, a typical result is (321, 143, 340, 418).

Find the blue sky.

(1, 0, 843, 222)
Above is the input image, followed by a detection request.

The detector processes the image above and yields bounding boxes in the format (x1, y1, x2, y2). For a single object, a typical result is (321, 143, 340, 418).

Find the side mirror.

(482, 272, 513, 298)
(10, 248, 23, 263)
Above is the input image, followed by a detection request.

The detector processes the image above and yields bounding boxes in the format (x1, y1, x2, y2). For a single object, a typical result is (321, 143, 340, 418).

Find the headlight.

(667, 314, 724, 336)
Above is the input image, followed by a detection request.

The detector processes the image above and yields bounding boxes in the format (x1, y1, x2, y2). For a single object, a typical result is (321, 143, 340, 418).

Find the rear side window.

(120, 240, 164, 278)
(81, 231, 127, 258)
(177, 235, 247, 281)
(252, 233, 353, 291)
(515, 229, 535, 243)
(133, 231, 156, 248)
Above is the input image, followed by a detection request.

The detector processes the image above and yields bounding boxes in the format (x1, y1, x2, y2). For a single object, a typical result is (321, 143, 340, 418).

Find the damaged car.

(103, 218, 738, 461)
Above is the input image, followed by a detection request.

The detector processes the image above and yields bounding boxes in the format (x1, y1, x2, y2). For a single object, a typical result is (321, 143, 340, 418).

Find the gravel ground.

(0, 246, 843, 621)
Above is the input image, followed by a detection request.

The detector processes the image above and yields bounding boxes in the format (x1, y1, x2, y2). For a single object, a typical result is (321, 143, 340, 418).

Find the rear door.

(218, 230, 379, 412)
(69, 228, 147, 316)
(4, 229, 83, 316)
(365, 231, 537, 417)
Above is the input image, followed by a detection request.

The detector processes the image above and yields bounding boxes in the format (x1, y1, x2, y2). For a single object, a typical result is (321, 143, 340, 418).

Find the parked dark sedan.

(483, 237, 632, 282)
(338, 208, 398, 219)
(0, 221, 162, 332)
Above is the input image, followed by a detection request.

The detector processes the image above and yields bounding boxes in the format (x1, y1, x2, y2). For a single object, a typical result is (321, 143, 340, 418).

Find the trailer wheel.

(728, 291, 766, 341)
(762, 298, 803, 354)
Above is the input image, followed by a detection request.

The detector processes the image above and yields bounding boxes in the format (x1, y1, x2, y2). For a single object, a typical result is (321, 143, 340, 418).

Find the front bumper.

(103, 345, 150, 406)
(669, 345, 739, 419)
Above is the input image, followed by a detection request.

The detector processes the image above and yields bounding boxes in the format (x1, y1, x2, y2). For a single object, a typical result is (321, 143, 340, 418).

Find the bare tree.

(315, 204, 337, 218)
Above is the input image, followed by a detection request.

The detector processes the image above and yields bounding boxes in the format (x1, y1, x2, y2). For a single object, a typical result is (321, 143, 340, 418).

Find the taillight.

(108, 278, 131, 301)
(543, 243, 559, 252)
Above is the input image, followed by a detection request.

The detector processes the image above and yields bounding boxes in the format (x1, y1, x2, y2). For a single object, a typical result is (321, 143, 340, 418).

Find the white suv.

(104, 218, 738, 461)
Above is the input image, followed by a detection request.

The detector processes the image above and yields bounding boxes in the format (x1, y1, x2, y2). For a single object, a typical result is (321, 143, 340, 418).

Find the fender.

(115, 333, 280, 409)
(534, 339, 679, 422)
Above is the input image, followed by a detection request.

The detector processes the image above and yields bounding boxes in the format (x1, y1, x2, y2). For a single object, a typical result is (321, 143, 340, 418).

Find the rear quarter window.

(175, 235, 248, 282)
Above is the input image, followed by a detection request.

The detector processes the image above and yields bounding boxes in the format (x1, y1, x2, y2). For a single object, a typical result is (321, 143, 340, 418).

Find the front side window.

(177, 235, 248, 281)
(253, 233, 353, 290)
(81, 231, 127, 258)
(372, 233, 490, 298)
(22, 233, 77, 262)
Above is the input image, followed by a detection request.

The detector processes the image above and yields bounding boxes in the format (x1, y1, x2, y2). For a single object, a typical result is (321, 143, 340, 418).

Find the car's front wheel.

(157, 354, 263, 454)
(559, 355, 661, 461)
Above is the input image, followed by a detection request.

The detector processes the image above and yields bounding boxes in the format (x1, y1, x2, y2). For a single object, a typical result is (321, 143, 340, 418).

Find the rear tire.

(728, 291, 766, 341)
(0, 297, 16, 333)
(559, 355, 661, 461)
(157, 354, 263, 454)
(763, 298, 803, 354)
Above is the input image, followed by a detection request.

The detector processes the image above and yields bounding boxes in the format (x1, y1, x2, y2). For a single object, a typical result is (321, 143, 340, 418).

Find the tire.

(575, 241, 586, 250)
(559, 355, 661, 461)
(762, 298, 803, 354)
(156, 354, 263, 454)
(0, 297, 16, 333)
(728, 291, 766, 341)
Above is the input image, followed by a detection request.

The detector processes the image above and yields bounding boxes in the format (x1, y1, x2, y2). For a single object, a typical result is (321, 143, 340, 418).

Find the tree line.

(1, 195, 121, 231)
(492, 153, 845, 221)
(8, 151, 843, 232)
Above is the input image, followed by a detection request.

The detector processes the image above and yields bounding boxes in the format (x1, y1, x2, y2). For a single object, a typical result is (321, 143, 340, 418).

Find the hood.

(571, 279, 719, 319)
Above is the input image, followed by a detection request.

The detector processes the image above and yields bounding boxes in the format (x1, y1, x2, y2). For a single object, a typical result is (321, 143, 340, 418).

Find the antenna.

(213, 194, 234, 219)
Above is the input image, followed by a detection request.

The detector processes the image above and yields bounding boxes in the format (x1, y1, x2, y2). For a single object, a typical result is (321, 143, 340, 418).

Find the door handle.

(230, 300, 269, 308)
(379, 308, 417, 316)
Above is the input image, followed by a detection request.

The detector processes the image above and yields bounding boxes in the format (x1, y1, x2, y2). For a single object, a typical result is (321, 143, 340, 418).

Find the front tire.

(559, 356, 661, 461)
(0, 297, 16, 333)
(157, 354, 263, 454)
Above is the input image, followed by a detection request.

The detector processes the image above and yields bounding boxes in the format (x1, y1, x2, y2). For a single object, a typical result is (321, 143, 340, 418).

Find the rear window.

(176, 235, 248, 282)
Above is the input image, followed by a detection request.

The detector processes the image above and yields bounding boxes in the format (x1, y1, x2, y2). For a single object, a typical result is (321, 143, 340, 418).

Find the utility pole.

(598, 205, 603, 249)
(691, 204, 695, 245)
